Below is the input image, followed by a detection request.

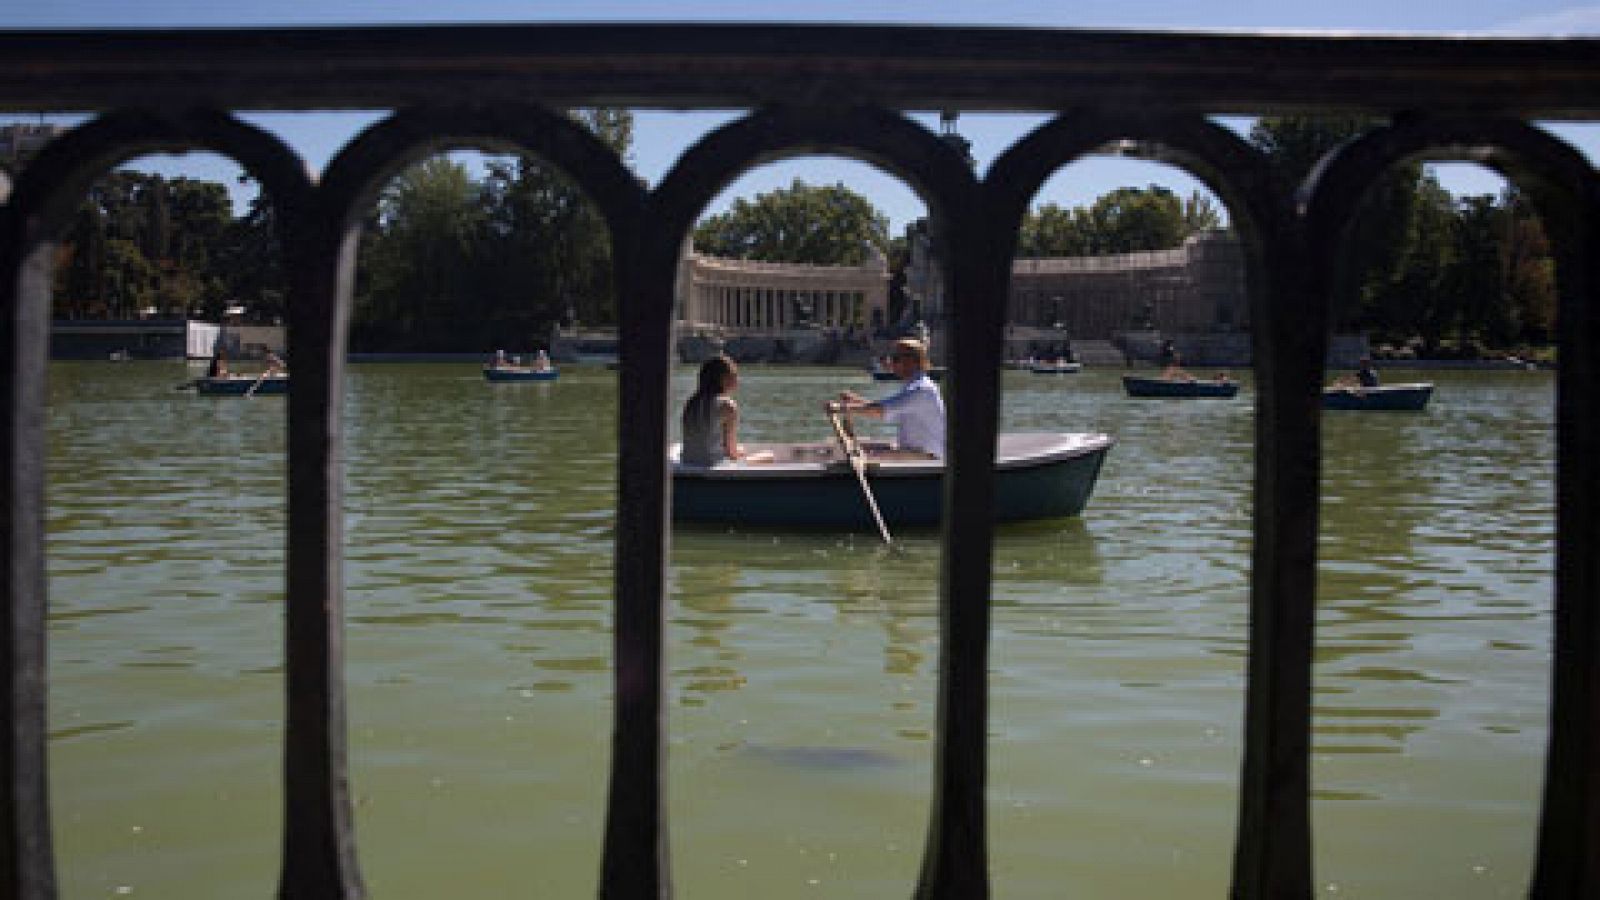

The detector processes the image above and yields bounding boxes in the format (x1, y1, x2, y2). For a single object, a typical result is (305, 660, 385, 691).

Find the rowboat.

(1030, 360, 1083, 374)
(1322, 382, 1433, 411)
(672, 432, 1114, 527)
(483, 366, 559, 382)
(1123, 375, 1239, 398)
(194, 374, 287, 395)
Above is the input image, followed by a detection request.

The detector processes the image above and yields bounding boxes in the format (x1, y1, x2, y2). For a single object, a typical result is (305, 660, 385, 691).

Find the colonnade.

(677, 250, 891, 334)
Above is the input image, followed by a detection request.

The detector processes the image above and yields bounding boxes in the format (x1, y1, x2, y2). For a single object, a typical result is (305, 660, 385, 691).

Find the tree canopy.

(47, 109, 632, 353)
(1017, 185, 1221, 257)
(350, 108, 632, 351)
(1249, 115, 1557, 354)
(53, 171, 237, 320)
(692, 179, 890, 266)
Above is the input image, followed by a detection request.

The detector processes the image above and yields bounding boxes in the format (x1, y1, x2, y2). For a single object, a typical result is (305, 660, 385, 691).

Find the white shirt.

(877, 373, 946, 458)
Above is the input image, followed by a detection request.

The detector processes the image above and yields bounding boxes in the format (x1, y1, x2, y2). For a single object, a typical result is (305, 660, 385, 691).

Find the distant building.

(1005, 231, 1247, 337)
(674, 242, 891, 364)
(676, 245, 891, 335)
(0, 122, 64, 169)
(904, 227, 1248, 362)
(673, 228, 1249, 365)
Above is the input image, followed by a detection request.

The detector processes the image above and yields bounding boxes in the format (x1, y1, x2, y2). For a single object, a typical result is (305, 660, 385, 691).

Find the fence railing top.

(1, 24, 1598, 117)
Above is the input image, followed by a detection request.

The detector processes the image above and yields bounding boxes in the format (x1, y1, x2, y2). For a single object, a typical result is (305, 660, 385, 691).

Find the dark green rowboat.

(672, 432, 1113, 528)
(1322, 382, 1433, 410)
(194, 374, 288, 395)
(1123, 375, 1239, 398)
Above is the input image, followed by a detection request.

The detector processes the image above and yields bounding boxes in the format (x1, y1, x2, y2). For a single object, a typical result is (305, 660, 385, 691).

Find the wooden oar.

(243, 368, 273, 398)
(827, 407, 893, 546)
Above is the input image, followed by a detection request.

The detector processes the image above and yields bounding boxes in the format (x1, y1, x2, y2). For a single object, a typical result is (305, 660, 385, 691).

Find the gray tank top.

(681, 395, 736, 465)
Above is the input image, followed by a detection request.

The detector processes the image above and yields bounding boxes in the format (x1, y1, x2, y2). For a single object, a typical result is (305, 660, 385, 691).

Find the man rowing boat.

(826, 337, 946, 460)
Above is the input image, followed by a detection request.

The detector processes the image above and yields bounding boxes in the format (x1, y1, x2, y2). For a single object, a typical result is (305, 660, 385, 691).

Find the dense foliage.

(53, 172, 245, 320)
(1249, 116, 1557, 355)
(50, 109, 632, 352)
(691, 179, 890, 266)
(352, 108, 631, 351)
(1016, 185, 1222, 257)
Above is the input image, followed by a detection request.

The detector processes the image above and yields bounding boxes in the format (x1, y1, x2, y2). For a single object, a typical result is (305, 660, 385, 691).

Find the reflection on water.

(43, 363, 1553, 898)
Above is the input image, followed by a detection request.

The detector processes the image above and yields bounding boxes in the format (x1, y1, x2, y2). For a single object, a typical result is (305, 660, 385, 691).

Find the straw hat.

(891, 338, 929, 367)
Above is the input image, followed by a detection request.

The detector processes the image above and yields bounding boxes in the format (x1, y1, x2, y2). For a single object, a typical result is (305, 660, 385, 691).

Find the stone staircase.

(1067, 339, 1129, 367)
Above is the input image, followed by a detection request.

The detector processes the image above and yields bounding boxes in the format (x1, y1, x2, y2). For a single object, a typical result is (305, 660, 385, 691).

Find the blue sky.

(7, 2, 1598, 232)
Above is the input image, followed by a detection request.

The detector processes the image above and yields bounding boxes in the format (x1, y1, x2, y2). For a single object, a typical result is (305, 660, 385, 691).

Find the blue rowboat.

(483, 366, 559, 382)
(1030, 361, 1083, 374)
(194, 374, 288, 395)
(1322, 382, 1433, 411)
(1123, 375, 1239, 398)
(672, 432, 1113, 528)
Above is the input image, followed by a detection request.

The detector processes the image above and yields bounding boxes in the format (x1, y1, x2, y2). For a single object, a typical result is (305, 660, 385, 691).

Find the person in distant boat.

(681, 354, 757, 466)
(1356, 356, 1380, 387)
(265, 352, 286, 375)
(1159, 339, 1178, 367)
(492, 349, 509, 369)
(533, 349, 552, 372)
(1160, 347, 1195, 382)
(828, 337, 946, 459)
(206, 346, 229, 379)
(1333, 356, 1380, 390)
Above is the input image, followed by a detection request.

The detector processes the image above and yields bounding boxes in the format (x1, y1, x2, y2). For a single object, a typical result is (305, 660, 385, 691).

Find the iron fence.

(2, 23, 1597, 898)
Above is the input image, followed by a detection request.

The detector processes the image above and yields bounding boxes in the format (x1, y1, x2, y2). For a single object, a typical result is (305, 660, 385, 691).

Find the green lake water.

(43, 362, 1553, 898)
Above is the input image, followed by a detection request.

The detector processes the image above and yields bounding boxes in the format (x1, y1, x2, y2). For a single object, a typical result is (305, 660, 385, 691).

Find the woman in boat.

(206, 346, 229, 379)
(829, 337, 946, 459)
(680, 354, 750, 466)
(533, 349, 552, 372)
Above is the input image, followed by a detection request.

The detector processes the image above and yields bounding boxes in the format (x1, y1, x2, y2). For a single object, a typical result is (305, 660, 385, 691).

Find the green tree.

(99, 238, 156, 319)
(473, 108, 632, 334)
(1017, 185, 1212, 258)
(143, 177, 171, 266)
(54, 170, 233, 319)
(1377, 175, 1456, 352)
(56, 202, 107, 318)
(1250, 116, 1422, 330)
(57, 172, 171, 318)
(212, 179, 285, 322)
(352, 108, 634, 349)
(692, 178, 890, 266)
(1249, 115, 1372, 191)
(159, 177, 232, 314)
(1501, 188, 1556, 345)
(1082, 185, 1188, 254)
(1449, 194, 1511, 350)
(359, 157, 486, 348)
(1017, 202, 1091, 257)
